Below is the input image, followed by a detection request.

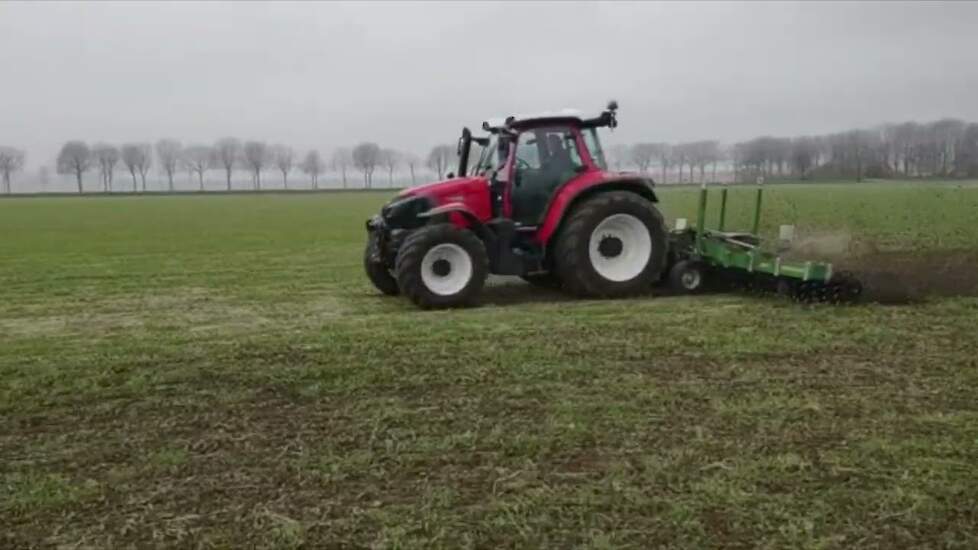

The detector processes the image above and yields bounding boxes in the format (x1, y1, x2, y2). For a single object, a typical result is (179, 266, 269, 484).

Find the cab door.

(510, 126, 585, 226)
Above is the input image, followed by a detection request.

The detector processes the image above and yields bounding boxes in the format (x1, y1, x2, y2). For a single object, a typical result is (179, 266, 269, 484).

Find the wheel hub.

(432, 259, 451, 277)
(420, 243, 473, 296)
(587, 214, 653, 282)
(597, 235, 623, 258)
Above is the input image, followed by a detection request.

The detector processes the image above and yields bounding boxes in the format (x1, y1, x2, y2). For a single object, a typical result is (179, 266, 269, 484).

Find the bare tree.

(607, 143, 631, 171)
(271, 145, 294, 189)
(182, 145, 213, 191)
(880, 123, 900, 173)
(155, 139, 181, 192)
(673, 143, 691, 183)
(381, 148, 400, 187)
(136, 144, 152, 191)
(300, 149, 325, 189)
(954, 123, 978, 177)
(57, 141, 92, 193)
(891, 122, 918, 176)
(735, 136, 779, 179)
(653, 143, 672, 184)
(844, 130, 871, 182)
(710, 143, 725, 182)
(214, 137, 241, 191)
(121, 143, 147, 191)
(426, 144, 454, 180)
(92, 143, 120, 192)
(790, 136, 818, 179)
(0, 147, 26, 194)
(771, 137, 792, 176)
(929, 118, 966, 177)
(332, 148, 352, 189)
(352, 142, 381, 188)
(695, 141, 720, 183)
(243, 141, 269, 190)
(403, 153, 420, 186)
(629, 143, 656, 173)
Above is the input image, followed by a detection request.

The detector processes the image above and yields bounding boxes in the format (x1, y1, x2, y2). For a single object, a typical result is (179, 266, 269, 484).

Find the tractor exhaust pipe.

(457, 127, 473, 178)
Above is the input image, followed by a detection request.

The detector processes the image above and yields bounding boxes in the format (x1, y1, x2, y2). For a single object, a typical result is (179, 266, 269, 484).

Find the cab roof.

(482, 102, 618, 134)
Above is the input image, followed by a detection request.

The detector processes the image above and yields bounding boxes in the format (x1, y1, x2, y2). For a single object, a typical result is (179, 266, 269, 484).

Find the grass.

(2, 182, 978, 548)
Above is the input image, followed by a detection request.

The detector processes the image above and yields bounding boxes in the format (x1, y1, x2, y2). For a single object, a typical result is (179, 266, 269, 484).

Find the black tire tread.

(554, 191, 668, 297)
(395, 224, 489, 309)
(364, 234, 399, 296)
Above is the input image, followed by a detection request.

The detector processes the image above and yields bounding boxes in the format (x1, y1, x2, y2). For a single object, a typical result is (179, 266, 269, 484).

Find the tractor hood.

(397, 176, 487, 200)
(391, 175, 493, 223)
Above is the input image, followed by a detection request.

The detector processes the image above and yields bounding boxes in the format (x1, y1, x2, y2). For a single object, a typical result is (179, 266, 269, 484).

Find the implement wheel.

(669, 260, 707, 294)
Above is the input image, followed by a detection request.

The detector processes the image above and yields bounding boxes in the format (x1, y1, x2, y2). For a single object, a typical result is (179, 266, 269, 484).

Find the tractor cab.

(456, 105, 618, 228)
(365, 101, 669, 309)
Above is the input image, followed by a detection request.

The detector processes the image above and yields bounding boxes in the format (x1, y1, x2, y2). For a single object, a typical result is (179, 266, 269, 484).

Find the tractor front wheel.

(395, 224, 489, 309)
(555, 191, 668, 298)
(364, 232, 399, 296)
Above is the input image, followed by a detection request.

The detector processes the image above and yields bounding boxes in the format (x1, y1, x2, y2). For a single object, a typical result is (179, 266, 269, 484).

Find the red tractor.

(364, 101, 669, 308)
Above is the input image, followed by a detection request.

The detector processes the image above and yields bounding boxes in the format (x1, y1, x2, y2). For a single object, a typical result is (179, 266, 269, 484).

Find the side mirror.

(446, 172, 455, 179)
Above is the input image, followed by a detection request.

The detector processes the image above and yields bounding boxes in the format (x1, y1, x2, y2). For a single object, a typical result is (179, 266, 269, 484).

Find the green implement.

(665, 183, 862, 303)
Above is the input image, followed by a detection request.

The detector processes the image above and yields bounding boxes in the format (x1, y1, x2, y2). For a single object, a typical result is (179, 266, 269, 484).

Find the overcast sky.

(2, 1, 978, 174)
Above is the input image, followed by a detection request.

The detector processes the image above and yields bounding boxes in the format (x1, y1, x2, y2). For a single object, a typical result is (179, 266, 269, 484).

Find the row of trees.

(612, 141, 723, 184)
(5, 117, 978, 194)
(27, 139, 460, 194)
(55, 139, 334, 193)
(731, 119, 978, 181)
(610, 118, 978, 183)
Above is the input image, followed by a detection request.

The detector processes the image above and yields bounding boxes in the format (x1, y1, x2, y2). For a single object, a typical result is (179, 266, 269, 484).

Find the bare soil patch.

(840, 249, 978, 304)
(786, 231, 978, 304)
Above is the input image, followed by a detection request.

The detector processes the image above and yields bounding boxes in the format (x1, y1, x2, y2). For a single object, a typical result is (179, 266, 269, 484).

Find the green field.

(3, 183, 978, 548)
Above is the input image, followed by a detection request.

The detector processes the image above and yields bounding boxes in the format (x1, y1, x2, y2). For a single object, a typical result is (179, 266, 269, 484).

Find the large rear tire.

(395, 224, 489, 309)
(364, 233, 399, 296)
(554, 191, 668, 297)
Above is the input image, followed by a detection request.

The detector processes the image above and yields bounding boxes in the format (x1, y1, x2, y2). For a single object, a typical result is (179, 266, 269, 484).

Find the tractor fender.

(535, 176, 659, 245)
(418, 203, 495, 243)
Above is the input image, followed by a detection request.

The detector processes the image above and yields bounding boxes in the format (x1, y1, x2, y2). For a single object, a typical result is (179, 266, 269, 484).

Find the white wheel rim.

(588, 214, 652, 282)
(421, 243, 473, 296)
(681, 269, 701, 289)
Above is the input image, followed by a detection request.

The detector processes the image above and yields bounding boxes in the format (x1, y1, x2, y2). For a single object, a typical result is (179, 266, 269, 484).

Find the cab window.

(511, 127, 583, 224)
(475, 137, 506, 176)
(584, 128, 608, 170)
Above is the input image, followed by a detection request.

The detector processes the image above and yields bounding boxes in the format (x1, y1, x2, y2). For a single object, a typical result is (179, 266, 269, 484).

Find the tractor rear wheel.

(555, 191, 668, 297)
(364, 232, 399, 296)
(395, 224, 489, 309)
